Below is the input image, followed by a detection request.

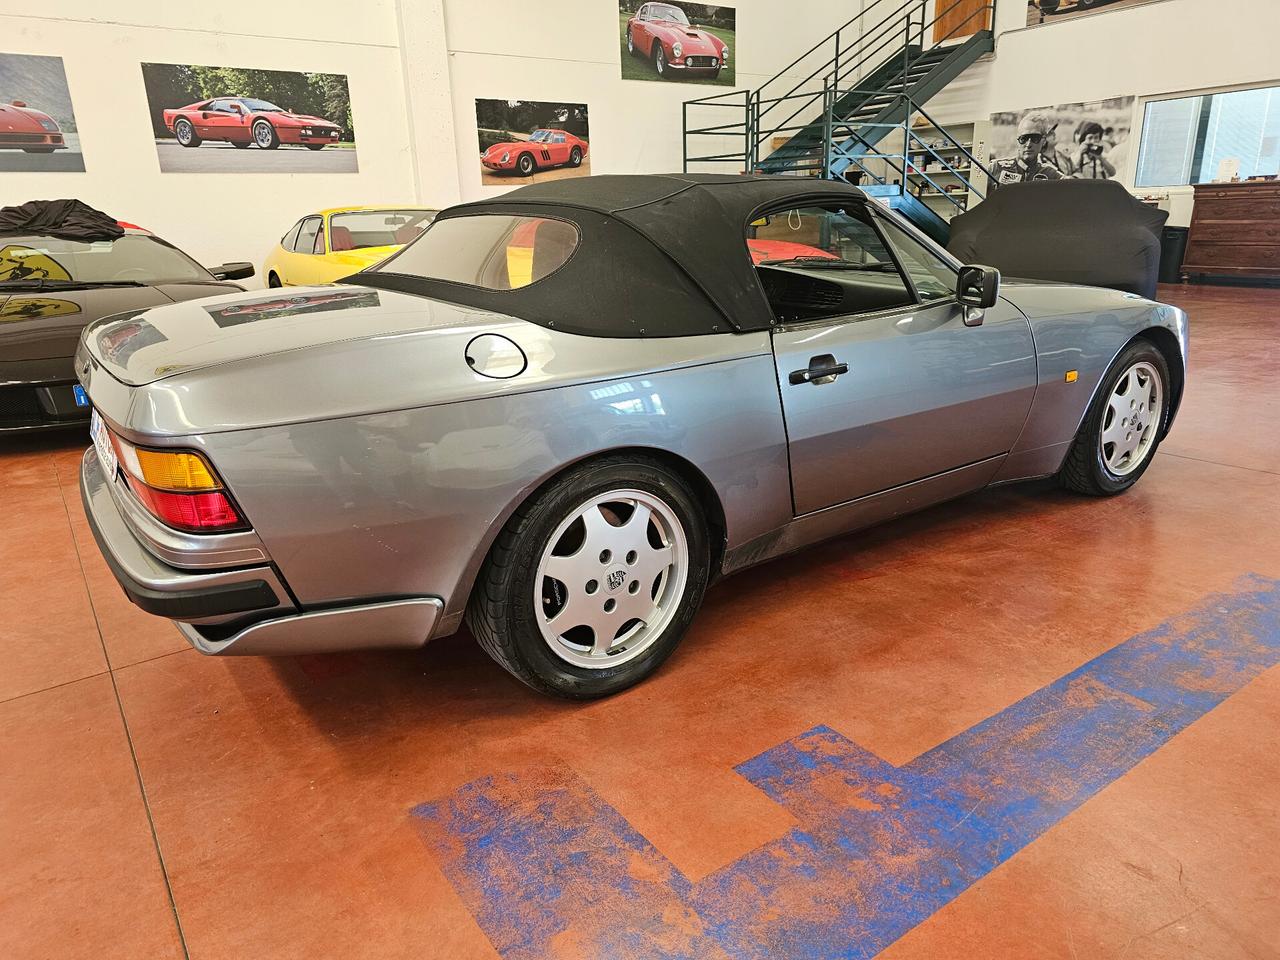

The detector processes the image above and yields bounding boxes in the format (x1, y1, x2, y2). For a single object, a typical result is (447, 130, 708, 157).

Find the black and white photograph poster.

(0, 53, 84, 172)
(988, 96, 1136, 189)
(1026, 0, 1170, 29)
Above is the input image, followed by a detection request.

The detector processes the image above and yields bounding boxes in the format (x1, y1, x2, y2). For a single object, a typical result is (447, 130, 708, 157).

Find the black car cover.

(0, 199, 125, 243)
(947, 179, 1169, 298)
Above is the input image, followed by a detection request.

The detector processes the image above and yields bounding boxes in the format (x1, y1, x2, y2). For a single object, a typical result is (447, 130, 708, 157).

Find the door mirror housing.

(957, 264, 1000, 309)
(11, 99, 27, 108)
(210, 262, 255, 282)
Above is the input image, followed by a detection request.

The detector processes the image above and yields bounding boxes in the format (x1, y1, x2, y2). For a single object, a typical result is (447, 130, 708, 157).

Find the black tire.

(1059, 338, 1171, 496)
(654, 42, 668, 78)
(568, 146, 583, 168)
(516, 151, 536, 176)
(174, 119, 201, 147)
(267, 272, 282, 288)
(253, 120, 280, 150)
(627, 27, 640, 58)
(467, 456, 711, 700)
(22, 147, 56, 154)
(305, 144, 326, 151)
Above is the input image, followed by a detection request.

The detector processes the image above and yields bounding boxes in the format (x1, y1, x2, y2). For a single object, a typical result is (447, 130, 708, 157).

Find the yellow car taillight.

(128, 447, 220, 491)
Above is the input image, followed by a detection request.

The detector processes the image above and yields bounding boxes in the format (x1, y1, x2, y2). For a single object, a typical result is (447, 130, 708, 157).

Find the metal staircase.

(684, 0, 999, 241)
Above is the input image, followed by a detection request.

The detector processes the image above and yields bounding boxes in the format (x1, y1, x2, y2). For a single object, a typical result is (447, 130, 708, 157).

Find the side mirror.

(957, 264, 1000, 309)
(11, 99, 27, 108)
(210, 262, 255, 282)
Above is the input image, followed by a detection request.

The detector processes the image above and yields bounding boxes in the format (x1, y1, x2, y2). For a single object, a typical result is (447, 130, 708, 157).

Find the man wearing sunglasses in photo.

(990, 113, 1065, 189)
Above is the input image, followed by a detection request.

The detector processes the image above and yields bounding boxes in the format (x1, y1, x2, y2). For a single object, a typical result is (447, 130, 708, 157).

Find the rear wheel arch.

(448, 446, 729, 629)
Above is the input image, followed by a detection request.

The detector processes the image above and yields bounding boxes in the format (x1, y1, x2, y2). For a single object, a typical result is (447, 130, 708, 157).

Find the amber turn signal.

(130, 448, 221, 492)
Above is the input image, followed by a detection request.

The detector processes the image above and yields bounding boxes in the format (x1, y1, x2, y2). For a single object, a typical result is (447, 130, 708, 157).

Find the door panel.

(774, 298, 1036, 515)
(933, 0, 991, 43)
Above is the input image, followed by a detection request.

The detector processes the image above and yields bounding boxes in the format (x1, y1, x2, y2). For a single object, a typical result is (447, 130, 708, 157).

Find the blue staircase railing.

(683, 0, 997, 219)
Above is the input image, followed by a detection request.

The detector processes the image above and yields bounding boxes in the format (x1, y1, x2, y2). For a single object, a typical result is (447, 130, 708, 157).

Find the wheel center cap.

(605, 569, 628, 593)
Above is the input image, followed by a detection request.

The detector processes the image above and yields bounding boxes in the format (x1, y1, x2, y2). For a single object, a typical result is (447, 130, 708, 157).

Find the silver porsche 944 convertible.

(77, 175, 1188, 699)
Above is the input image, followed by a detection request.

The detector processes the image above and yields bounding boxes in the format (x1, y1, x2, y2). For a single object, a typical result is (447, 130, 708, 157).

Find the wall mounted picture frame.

(140, 62, 358, 173)
(0, 52, 84, 172)
(1025, 0, 1173, 29)
(989, 96, 1136, 188)
(476, 99, 591, 186)
(619, 2, 736, 87)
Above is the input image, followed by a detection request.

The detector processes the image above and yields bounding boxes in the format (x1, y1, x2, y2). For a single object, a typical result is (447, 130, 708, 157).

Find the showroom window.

(375, 215, 579, 290)
(1136, 84, 1280, 186)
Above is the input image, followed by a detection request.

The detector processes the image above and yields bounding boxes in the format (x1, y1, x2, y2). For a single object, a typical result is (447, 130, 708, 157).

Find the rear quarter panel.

(995, 284, 1188, 482)
(193, 341, 791, 635)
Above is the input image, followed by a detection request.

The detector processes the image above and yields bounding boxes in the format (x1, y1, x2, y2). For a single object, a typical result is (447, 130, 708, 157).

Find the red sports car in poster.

(626, 2, 729, 80)
(162, 97, 342, 150)
(481, 129, 589, 177)
(0, 99, 67, 153)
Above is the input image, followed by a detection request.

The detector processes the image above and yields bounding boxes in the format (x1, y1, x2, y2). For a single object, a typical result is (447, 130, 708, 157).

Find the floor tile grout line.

(0, 643, 193, 708)
(1157, 450, 1280, 478)
(53, 459, 193, 960)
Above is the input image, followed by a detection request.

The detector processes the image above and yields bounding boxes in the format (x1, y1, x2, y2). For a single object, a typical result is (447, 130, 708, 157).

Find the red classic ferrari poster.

(620, 2, 736, 86)
(140, 61, 358, 173)
(476, 99, 591, 187)
(0, 52, 84, 172)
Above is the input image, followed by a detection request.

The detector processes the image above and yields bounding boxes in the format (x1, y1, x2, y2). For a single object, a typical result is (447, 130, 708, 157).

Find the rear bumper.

(81, 449, 291, 622)
(80, 449, 444, 655)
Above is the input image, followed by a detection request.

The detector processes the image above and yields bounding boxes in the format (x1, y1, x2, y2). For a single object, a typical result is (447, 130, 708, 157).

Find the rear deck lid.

(84, 285, 485, 386)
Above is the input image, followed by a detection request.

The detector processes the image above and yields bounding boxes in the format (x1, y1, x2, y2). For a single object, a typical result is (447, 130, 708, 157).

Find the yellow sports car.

(263, 206, 437, 286)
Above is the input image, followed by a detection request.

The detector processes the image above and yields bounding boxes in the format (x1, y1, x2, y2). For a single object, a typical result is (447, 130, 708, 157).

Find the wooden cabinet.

(1184, 182, 1280, 283)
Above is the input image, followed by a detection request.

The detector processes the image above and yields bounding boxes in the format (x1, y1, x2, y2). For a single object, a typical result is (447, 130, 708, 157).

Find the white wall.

(1, 3, 418, 284)
(437, 0, 870, 200)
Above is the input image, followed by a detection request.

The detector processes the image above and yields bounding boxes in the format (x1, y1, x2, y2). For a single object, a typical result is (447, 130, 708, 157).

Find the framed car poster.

(140, 61, 358, 173)
(620, 2, 736, 86)
(1025, 0, 1175, 29)
(476, 99, 590, 186)
(0, 52, 85, 172)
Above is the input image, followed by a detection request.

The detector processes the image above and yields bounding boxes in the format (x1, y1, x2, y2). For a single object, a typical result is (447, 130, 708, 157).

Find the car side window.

(875, 214, 957, 302)
(748, 204, 914, 323)
(312, 225, 326, 255)
(552, 133, 566, 143)
(281, 220, 304, 249)
(295, 217, 322, 254)
(638, 4, 648, 19)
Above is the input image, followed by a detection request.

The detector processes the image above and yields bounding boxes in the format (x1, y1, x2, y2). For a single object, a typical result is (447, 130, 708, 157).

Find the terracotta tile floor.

(2, 285, 1278, 959)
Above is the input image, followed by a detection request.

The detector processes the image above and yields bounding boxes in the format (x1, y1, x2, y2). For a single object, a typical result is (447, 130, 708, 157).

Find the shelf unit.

(902, 119, 987, 220)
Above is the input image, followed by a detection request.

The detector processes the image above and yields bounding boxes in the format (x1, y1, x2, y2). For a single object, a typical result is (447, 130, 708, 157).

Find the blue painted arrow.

(413, 574, 1280, 959)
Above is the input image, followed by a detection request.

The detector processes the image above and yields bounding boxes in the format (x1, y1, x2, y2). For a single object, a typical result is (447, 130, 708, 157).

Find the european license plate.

(90, 410, 118, 480)
(72, 384, 89, 408)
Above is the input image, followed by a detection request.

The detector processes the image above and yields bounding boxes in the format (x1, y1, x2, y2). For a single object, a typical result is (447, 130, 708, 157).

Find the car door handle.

(789, 354, 849, 386)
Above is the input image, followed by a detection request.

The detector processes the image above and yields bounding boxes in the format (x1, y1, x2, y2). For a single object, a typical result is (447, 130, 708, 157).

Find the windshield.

(374, 215, 578, 290)
(329, 209, 437, 251)
(651, 4, 690, 24)
(529, 130, 554, 143)
(0, 234, 211, 285)
(238, 98, 283, 113)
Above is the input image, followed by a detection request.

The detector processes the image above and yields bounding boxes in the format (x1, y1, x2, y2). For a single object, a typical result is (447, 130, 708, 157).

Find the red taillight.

(128, 482, 244, 532)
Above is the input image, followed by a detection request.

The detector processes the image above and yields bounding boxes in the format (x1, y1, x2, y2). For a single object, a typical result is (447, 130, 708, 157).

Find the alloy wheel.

(534, 489, 688, 669)
(1100, 360, 1163, 476)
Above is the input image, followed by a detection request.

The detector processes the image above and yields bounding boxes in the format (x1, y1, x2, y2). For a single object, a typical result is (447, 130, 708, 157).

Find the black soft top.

(352, 174, 872, 337)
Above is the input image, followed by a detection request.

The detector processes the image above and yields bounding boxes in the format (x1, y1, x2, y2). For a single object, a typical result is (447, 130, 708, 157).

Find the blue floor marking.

(413, 574, 1280, 959)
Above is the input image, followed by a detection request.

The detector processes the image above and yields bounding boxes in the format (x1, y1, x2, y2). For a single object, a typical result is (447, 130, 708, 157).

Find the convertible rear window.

(373, 215, 578, 291)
